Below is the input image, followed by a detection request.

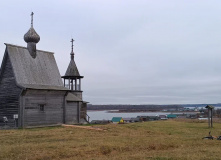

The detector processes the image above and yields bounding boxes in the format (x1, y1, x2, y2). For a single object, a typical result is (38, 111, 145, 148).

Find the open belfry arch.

(0, 13, 89, 128)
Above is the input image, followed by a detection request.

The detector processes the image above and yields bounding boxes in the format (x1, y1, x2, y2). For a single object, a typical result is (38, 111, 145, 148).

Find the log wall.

(65, 102, 79, 124)
(22, 90, 66, 127)
(0, 53, 22, 120)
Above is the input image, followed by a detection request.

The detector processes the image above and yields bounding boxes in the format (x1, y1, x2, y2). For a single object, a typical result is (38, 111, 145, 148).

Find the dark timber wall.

(81, 103, 87, 119)
(0, 52, 22, 120)
(22, 90, 66, 127)
(70, 91, 82, 99)
(65, 102, 79, 124)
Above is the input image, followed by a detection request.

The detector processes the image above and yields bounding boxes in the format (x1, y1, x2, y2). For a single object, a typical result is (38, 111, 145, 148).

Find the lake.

(87, 110, 172, 122)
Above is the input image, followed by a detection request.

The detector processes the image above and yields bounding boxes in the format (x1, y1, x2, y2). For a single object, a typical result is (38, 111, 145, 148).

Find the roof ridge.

(5, 43, 54, 54)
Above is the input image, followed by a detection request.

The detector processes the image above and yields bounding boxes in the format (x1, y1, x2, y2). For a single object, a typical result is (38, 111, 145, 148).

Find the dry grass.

(1, 120, 221, 160)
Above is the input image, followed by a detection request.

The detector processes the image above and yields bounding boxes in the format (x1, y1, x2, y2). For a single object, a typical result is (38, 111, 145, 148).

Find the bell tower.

(62, 39, 84, 98)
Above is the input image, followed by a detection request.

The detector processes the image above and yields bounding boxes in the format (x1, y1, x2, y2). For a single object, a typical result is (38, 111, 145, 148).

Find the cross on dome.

(24, 12, 40, 58)
(31, 12, 34, 27)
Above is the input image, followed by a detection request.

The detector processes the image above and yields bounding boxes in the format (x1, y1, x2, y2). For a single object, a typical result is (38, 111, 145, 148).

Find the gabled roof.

(4, 43, 68, 91)
(167, 114, 177, 118)
(62, 59, 83, 78)
(66, 93, 82, 102)
(112, 117, 123, 122)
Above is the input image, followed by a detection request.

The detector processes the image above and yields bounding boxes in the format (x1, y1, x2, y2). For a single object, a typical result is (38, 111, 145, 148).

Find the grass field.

(0, 120, 221, 160)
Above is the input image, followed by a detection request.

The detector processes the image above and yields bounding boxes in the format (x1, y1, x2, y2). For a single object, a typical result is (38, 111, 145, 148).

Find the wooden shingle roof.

(4, 43, 68, 90)
(66, 93, 82, 102)
(63, 59, 83, 78)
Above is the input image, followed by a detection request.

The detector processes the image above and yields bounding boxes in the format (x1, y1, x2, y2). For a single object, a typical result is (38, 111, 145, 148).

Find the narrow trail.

(62, 124, 104, 131)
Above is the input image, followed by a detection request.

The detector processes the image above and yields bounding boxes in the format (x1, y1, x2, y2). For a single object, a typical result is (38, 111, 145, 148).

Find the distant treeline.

(87, 104, 182, 111)
(87, 104, 221, 111)
(181, 104, 221, 108)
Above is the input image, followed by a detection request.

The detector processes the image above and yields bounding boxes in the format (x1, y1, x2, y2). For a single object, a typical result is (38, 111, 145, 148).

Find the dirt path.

(62, 124, 104, 131)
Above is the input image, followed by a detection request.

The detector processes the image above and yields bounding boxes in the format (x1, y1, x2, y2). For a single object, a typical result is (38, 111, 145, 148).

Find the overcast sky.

(1, 0, 221, 104)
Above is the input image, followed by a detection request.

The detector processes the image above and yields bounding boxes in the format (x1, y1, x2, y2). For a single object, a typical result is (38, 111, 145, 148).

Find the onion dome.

(24, 12, 40, 43)
(24, 12, 40, 58)
(24, 27, 40, 43)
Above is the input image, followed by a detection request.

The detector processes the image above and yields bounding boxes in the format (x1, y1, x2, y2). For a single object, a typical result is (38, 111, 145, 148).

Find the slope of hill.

(0, 120, 220, 160)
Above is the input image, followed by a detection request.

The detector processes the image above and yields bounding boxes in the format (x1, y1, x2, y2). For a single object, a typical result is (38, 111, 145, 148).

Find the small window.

(39, 104, 45, 111)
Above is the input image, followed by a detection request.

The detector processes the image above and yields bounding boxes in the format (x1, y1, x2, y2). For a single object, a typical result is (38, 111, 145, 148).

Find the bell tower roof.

(62, 39, 83, 79)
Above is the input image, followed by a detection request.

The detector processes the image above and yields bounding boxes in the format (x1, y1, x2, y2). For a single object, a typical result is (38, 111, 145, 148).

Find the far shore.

(87, 109, 200, 114)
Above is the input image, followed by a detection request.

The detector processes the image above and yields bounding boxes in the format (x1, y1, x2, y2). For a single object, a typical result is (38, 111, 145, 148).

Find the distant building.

(137, 116, 149, 121)
(123, 118, 133, 123)
(177, 115, 186, 119)
(167, 114, 177, 119)
(131, 117, 140, 122)
(186, 114, 197, 119)
(148, 116, 159, 121)
(159, 115, 168, 120)
(112, 117, 124, 123)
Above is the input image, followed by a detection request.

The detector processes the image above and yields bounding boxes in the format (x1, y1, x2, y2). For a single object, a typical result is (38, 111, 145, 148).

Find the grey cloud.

(1, 0, 221, 104)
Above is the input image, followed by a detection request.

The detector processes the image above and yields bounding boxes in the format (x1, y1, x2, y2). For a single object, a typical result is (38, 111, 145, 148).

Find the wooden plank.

(0, 52, 22, 121)
(23, 90, 65, 127)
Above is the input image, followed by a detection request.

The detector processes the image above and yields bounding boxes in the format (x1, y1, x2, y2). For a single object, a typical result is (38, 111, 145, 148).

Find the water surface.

(87, 110, 170, 122)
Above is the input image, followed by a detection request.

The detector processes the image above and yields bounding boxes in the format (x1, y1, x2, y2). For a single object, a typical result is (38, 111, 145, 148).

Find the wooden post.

(208, 109, 210, 128)
(79, 79, 81, 91)
(205, 105, 214, 128)
(71, 80, 73, 90)
(68, 78, 70, 89)
(211, 109, 213, 128)
(77, 102, 80, 123)
(63, 91, 68, 124)
(75, 78, 77, 90)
